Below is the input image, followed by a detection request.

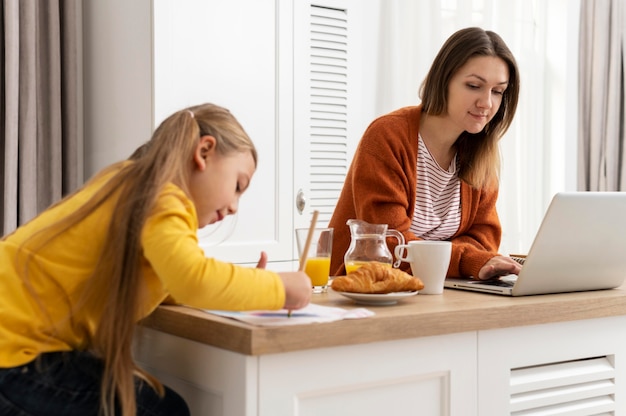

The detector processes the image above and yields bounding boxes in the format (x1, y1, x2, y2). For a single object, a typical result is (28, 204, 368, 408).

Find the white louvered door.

(293, 1, 364, 235)
(478, 315, 626, 415)
(510, 357, 616, 414)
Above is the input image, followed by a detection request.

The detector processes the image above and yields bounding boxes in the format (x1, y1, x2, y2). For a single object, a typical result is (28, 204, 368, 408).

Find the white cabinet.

(136, 315, 626, 416)
(152, 0, 367, 267)
(82, 0, 374, 268)
(136, 328, 478, 416)
(84, 0, 370, 267)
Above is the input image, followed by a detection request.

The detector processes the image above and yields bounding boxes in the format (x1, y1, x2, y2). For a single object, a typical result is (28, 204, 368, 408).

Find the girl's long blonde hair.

(420, 27, 520, 190)
(20, 103, 257, 416)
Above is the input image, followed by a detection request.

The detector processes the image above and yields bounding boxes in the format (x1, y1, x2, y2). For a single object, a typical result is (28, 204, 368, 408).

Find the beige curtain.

(578, 0, 626, 191)
(1, 0, 83, 235)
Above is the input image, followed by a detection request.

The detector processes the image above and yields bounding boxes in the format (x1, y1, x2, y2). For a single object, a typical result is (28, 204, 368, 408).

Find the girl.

(0, 103, 312, 415)
(329, 27, 523, 280)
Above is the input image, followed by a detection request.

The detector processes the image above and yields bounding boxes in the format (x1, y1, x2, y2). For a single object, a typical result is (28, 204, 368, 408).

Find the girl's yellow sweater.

(0, 169, 284, 367)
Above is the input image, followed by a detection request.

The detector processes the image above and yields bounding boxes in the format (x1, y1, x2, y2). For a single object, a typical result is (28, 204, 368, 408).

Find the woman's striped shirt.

(409, 135, 461, 240)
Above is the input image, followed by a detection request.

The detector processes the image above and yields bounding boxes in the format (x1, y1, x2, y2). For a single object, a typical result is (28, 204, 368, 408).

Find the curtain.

(578, 0, 626, 191)
(1, 0, 83, 235)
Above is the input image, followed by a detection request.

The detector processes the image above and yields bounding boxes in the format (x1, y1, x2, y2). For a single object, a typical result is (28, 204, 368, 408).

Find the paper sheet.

(205, 303, 374, 327)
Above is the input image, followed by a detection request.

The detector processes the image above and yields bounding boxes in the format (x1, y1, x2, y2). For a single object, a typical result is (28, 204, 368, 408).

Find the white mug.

(394, 241, 452, 294)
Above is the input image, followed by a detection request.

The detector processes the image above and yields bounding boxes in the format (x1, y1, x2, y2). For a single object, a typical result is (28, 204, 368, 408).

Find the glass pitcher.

(344, 219, 405, 273)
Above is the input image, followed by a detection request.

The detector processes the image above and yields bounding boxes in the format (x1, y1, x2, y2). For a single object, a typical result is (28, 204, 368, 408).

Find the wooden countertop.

(139, 285, 626, 356)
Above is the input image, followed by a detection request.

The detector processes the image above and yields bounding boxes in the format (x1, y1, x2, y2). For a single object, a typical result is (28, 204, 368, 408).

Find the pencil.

(288, 210, 319, 317)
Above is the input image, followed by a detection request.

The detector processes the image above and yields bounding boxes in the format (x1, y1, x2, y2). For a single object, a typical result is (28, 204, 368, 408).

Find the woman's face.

(188, 136, 256, 228)
(446, 55, 509, 134)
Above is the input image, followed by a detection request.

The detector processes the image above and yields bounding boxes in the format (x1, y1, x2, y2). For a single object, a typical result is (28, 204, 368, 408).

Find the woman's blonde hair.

(419, 27, 520, 190)
(21, 103, 256, 416)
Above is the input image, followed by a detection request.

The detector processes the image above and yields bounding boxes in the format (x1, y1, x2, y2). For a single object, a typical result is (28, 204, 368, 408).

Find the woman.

(329, 27, 522, 280)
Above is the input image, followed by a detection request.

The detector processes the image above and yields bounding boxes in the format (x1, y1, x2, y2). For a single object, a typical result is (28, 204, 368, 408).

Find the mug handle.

(387, 229, 406, 268)
(394, 244, 410, 264)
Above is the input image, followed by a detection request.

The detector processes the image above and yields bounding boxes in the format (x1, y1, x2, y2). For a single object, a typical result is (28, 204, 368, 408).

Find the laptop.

(444, 192, 626, 296)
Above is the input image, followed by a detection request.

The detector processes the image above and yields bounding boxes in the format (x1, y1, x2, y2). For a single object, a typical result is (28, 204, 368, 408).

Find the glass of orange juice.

(295, 227, 333, 293)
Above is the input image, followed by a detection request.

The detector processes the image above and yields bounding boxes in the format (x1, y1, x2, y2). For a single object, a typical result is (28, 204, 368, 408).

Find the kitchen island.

(136, 285, 626, 415)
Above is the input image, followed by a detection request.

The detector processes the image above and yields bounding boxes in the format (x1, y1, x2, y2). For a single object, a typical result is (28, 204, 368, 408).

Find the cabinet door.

(258, 332, 478, 416)
(292, 0, 365, 234)
(153, 0, 294, 265)
(478, 316, 626, 414)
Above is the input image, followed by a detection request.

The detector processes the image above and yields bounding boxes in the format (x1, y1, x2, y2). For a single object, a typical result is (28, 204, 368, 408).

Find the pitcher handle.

(386, 229, 405, 268)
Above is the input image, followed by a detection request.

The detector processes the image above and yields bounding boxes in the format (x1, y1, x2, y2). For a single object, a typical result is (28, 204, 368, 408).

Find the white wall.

(82, 0, 153, 178)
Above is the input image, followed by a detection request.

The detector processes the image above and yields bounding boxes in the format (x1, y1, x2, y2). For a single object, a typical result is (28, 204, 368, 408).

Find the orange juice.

(304, 257, 331, 286)
(345, 261, 392, 274)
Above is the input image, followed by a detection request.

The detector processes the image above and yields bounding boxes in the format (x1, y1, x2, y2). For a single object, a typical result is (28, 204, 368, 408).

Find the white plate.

(334, 290, 419, 306)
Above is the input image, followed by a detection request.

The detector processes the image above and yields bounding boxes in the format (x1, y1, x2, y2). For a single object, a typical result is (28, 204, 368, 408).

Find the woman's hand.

(477, 256, 522, 280)
(278, 271, 312, 310)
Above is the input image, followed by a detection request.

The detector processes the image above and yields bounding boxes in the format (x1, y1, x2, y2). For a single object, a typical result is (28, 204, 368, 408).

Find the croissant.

(331, 262, 424, 294)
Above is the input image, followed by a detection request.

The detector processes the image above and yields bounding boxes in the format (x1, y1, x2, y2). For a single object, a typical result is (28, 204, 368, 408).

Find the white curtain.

(578, 0, 626, 191)
(369, 0, 579, 255)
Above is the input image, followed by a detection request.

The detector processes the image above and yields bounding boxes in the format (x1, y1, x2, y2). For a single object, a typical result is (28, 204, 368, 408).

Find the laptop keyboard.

(488, 279, 515, 287)
(467, 277, 515, 287)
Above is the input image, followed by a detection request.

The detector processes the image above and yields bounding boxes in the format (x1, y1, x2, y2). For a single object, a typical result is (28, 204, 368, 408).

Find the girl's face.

(188, 136, 256, 228)
(446, 55, 509, 135)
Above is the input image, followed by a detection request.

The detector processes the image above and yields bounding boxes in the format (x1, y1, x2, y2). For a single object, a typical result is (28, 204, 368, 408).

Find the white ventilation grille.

(307, 4, 349, 226)
(510, 356, 616, 415)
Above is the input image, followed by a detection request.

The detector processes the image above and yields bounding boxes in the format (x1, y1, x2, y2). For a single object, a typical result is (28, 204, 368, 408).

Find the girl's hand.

(477, 256, 522, 280)
(256, 251, 268, 269)
(258, 252, 310, 310)
(278, 271, 312, 310)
